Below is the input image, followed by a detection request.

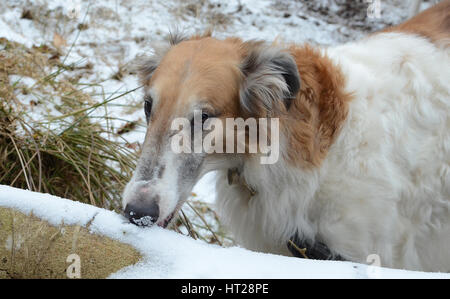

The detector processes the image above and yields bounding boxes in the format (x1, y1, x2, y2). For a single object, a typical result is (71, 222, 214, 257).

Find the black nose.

(124, 201, 159, 226)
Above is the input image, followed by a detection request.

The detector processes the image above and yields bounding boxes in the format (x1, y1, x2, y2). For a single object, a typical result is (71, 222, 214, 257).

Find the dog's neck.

(225, 165, 343, 261)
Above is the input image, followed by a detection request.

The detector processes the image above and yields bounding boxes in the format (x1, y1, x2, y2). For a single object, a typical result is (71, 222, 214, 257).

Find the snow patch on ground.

(1, 184, 449, 279)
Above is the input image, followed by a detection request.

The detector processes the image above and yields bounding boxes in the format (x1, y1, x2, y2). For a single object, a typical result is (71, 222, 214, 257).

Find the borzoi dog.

(123, 1, 450, 272)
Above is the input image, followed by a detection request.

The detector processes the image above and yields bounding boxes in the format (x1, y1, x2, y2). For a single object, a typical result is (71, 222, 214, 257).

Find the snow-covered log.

(1, 185, 449, 279)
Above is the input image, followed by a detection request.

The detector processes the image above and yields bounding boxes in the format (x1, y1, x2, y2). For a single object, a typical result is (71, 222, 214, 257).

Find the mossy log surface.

(0, 207, 141, 279)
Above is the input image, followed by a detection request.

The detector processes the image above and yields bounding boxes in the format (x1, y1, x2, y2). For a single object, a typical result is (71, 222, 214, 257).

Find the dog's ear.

(240, 42, 300, 116)
(135, 31, 187, 85)
(136, 55, 160, 85)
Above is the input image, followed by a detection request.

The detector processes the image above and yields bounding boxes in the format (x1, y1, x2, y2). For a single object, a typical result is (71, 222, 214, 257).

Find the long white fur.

(215, 32, 450, 272)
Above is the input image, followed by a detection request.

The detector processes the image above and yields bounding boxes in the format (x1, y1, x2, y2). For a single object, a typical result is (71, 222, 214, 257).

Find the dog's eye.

(144, 96, 152, 122)
(201, 112, 209, 124)
(190, 111, 211, 129)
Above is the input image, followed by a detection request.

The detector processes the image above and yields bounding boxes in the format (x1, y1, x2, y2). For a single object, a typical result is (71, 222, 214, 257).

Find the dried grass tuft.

(0, 38, 137, 210)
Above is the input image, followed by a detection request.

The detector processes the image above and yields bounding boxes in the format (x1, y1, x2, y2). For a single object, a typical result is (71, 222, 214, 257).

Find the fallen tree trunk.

(0, 207, 141, 279)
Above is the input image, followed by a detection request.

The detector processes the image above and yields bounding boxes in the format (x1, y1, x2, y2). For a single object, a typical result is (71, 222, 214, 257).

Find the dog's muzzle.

(124, 201, 160, 226)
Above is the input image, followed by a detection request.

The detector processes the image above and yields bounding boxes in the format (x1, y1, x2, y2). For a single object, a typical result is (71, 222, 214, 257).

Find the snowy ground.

(1, 184, 449, 278)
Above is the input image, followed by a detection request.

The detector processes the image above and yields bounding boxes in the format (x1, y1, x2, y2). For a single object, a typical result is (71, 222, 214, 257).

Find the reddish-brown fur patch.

(150, 37, 242, 118)
(382, 0, 450, 46)
(283, 45, 352, 168)
(144, 37, 242, 146)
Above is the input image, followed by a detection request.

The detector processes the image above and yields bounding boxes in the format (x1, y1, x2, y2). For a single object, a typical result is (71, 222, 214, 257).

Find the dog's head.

(122, 33, 300, 227)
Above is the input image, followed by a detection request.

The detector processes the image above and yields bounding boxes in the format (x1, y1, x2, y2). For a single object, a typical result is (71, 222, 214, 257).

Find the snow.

(192, 171, 217, 204)
(1, 184, 449, 279)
